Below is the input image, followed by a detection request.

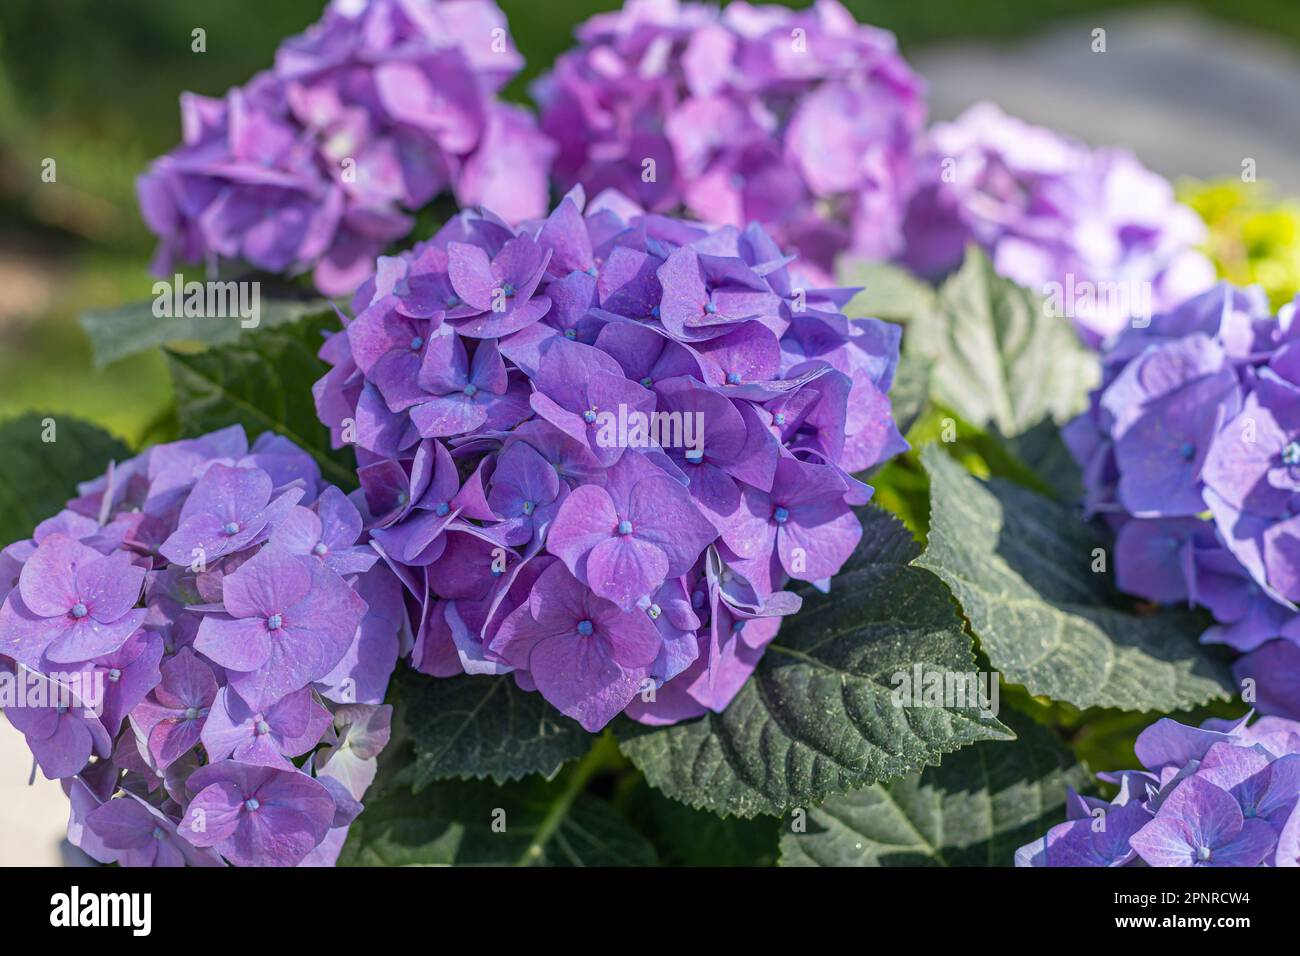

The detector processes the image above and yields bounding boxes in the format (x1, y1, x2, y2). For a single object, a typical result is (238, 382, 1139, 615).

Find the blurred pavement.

(915, 9, 1300, 192)
(0, 714, 66, 866)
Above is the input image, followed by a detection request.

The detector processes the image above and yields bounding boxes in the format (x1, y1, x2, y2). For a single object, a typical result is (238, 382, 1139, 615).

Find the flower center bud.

(647, 603, 662, 620)
(564, 329, 577, 340)
(640, 376, 653, 388)
(71, 602, 89, 619)
(1179, 442, 1196, 461)
(501, 283, 516, 298)
(585, 266, 598, 278)
(650, 305, 661, 320)
(725, 372, 742, 385)
(446, 295, 460, 308)
(409, 336, 424, 351)
(464, 383, 479, 397)
(583, 409, 597, 423)
(521, 500, 535, 516)
(153, 828, 166, 841)
(313, 542, 328, 556)
(576, 619, 594, 636)
(1284, 440, 1300, 465)
(732, 620, 745, 633)
(434, 501, 450, 516)
(618, 520, 634, 535)
(223, 521, 241, 535)
(685, 448, 704, 463)
(107, 668, 122, 682)
(185, 707, 200, 720)
(244, 798, 260, 812)
(255, 720, 271, 736)
(773, 506, 790, 524)
(267, 614, 283, 631)
(774, 413, 786, 426)
(1197, 845, 1211, 861)
(704, 301, 718, 315)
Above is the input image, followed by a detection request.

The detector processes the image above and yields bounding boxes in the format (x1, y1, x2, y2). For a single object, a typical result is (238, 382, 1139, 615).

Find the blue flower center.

(445, 295, 460, 308)
(255, 720, 271, 736)
(647, 603, 662, 620)
(1284, 440, 1300, 465)
(773, 506, 790, 524)
(1179, 442, 1196, 462)
(521, 500, 535, 516)
(685, 449, 704, 464)
(704, 301, 718, 315)
(774, 413, 786, 426)
(313, 542, 328, 556)
(435, 501, 450, 516)
(223, 521, 241, 535)
(585, 266, 599, 278)
(583, 409, 597, 424)
(501, 283, 516, 298)
(71, 602, 88, 619)
(107, 668, 121, 682)
(397, 491, 409, 506)
(618, 520, 634, 535)
(726, 372, 742, 385)
(564, 328, 577, 340)
(153, 828, 166, 841)
(185, 707, 200, 721)
(244, 798, 260, 813)
(640, 376, 653, 388)
(409, 336, 423, 351)
(1196, 845, 1211, 862)
(650, 305, 661, 320)
(464, 383, 479, 398)
(732, 620, 745, 633)
(267, 614, 283, 631)
(576, 619, 594, 636)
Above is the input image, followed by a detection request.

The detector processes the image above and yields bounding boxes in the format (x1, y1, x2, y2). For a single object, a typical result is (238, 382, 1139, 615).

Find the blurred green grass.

(2, 0, 1298, 446)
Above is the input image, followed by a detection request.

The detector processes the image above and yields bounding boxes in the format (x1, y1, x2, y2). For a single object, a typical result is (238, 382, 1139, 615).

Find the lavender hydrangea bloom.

(1018, 714, 1300, 867)
(534, 0, 926, 280)
(902, 102, 1215, 344)
(138, 0, 554, 296)
(1066, 284, 1300, 722)
(314, 185, 909, 731)
(0, 425, 403, 866)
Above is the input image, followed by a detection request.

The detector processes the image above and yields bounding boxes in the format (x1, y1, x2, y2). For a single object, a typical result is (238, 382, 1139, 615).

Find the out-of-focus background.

(1, 0, 1298, 864)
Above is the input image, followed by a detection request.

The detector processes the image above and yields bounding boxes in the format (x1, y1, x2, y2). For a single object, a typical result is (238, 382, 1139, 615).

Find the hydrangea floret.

(902, 102, 1215, 343)
(533, 0, 926, 281)
(313, 184, 908, 732)
(138, 0, 555, 296)
(0, 425, 404, 867)
(1017, 713, 1300, 867)
(1064, 283, 1300, 721)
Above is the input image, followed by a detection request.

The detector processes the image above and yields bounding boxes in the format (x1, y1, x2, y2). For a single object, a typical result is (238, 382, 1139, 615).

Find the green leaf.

(779, 709, 1092, 866)
(341, 741, 655, 867)
(839, 258, 936, 323)
(0, 413, 130, 546)
(617, 507, 1013, 818)
(917, 446, 1234, 711)
(81, 292, 333, 368)
(166, 312, 357, 490)
(642, 788, 782, 866)
(886, 351, 932, 439)
(908, 247, 1098, 439)
(400, 671, 592, 787)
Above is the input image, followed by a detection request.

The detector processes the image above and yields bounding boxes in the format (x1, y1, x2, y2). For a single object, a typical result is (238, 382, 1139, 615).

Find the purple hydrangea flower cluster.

(902, 102, 1215, 344)
(1017, 713, 1300, 867)
(0, 425, 404, 867)
(1064, 283, 1300, 721)
(533, 0, 926, 281)
(138, 0, 554, 297)
(313, 184, 908, 732)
